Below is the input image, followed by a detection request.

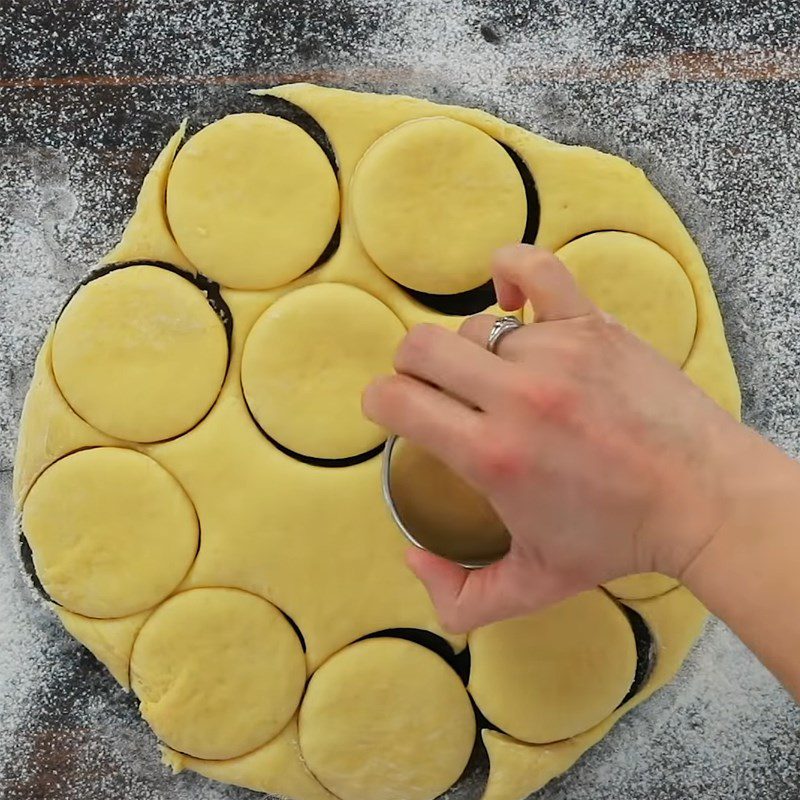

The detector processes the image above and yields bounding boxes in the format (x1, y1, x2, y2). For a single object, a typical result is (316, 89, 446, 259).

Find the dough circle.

(555, 231, 697, 365)
(22, 447, 198, 618)
(130, 587, 306, 761)
(468, 589, 637, 743)
(604, 572, 680, 600)
(166, 113, 340, 290)
(52, 265, 228, 443)
(298, 638, 475, 800)
(351, 116, 527, 295)
(241, 283, 406, 460)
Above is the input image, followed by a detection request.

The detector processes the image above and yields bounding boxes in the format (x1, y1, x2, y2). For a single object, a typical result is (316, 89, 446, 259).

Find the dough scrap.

(22, 447, 198, 618)
(130, 587, 306, 761)
(351, 116, 527, 294)
(241, 283, 406, 460)
(52, 265, 228, 443)
(166, 113, 339, 290)
(555, 231, 697, 365)
(298, 638, 475, 800)
(55, 605, 151, 690)
(164, 715, 336, 800)
(468, 589, 637, 743)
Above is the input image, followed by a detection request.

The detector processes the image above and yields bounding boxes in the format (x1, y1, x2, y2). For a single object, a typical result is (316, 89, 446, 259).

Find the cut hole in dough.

(52, 265, 228, 443)
(130, 588, 306, 761)
(166, 113, 340, 290)
(22, 447, 199, 618)
(351, 116, 527, 295)
(299, 638, 475, 800)
(555, 231, 697, 365)
(468, 589, 637, 743)
(241, 283, 406, 461)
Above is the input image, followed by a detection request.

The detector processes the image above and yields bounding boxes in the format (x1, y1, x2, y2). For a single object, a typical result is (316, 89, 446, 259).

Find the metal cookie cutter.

(381, 314, 522, 567)
(382, 435, 511, 569)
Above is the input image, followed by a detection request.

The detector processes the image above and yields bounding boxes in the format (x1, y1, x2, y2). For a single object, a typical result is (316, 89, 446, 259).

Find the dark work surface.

(1, 1, 799, 799)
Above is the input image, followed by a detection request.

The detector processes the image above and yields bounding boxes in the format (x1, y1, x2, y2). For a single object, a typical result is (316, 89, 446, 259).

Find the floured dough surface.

(166, 113, 339, 290)
(298, 638, 475, 800)
(468, 590, 637, 743)
(241, 283, 406, 460)
(14, 83, 741, 800)
(130, 588, 306, 760)
(52, 264, 228, 442)
(23, 447, 198, 618)
(351, 116, 527, 294)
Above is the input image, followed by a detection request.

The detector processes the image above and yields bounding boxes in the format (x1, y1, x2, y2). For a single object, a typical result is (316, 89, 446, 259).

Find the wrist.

(678, 428, 800, 594)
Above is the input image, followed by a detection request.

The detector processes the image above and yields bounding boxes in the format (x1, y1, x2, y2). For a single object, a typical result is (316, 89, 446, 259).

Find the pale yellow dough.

(13, 83, 742, 800)
(351, 116, 527, 294)
(130, 587, 306, 761)
(468, 589, 637, 743)
(52, 265, 228, 443)
(166, 113, 339, 290)
(604, 572, 680, 600)
(298, 638, 475, 800)
(22, 447, 198, 618)
(241, 283, 406, 459)
(556, 231, 698, 365)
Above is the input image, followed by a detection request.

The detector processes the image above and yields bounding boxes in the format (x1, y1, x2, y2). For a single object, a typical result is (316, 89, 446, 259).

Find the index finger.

(492, 244, 597, 322)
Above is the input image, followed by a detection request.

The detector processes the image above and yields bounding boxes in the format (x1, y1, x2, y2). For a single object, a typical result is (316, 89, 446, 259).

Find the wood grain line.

(1, 51, 799, 89)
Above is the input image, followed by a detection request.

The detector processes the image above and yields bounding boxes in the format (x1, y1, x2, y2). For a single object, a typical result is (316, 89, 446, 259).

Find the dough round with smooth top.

(556, 231, 697, 365)
(166, 113, 339, 289)
(299, 638, 475, 800)
(351, 116, 527, 294)
(22, 447, 199, 618)
(130, 588, 306, 760)
(52, 265, 228, 443)
(468, 589, 637, 743)
(241, 283, 406, 460)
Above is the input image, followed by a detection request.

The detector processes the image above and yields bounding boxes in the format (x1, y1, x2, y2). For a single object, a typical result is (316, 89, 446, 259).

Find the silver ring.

(486, 315, 523, 354)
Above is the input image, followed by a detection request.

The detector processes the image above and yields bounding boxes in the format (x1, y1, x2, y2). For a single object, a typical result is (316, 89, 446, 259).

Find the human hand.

(363, 244, 760, 632)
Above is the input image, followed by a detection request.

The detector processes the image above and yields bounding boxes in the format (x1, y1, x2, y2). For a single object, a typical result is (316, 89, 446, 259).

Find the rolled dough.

(14, 83, 742, 800)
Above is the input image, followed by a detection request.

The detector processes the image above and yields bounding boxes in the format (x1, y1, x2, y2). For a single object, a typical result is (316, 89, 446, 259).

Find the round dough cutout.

(241, 283, 406, 460)
(22, 447, 199, 618)
(299, 638, 475, 800)
(555, 231, 697, 365)
(52, 265, 228, 443)
(604, 572, 680, 600)
(351, 116, 527, 295)
(130, 588, 306, 760)
(468, 589, 637, 743)
(166, 113, 340, 289)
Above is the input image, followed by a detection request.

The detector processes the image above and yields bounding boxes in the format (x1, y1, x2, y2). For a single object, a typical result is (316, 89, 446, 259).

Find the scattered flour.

(1, 1, 798, 798)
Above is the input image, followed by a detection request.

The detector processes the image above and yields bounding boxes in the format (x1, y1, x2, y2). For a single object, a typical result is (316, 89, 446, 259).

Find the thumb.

(492, 244, 597, 322)
(405, 546, 573, 633)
